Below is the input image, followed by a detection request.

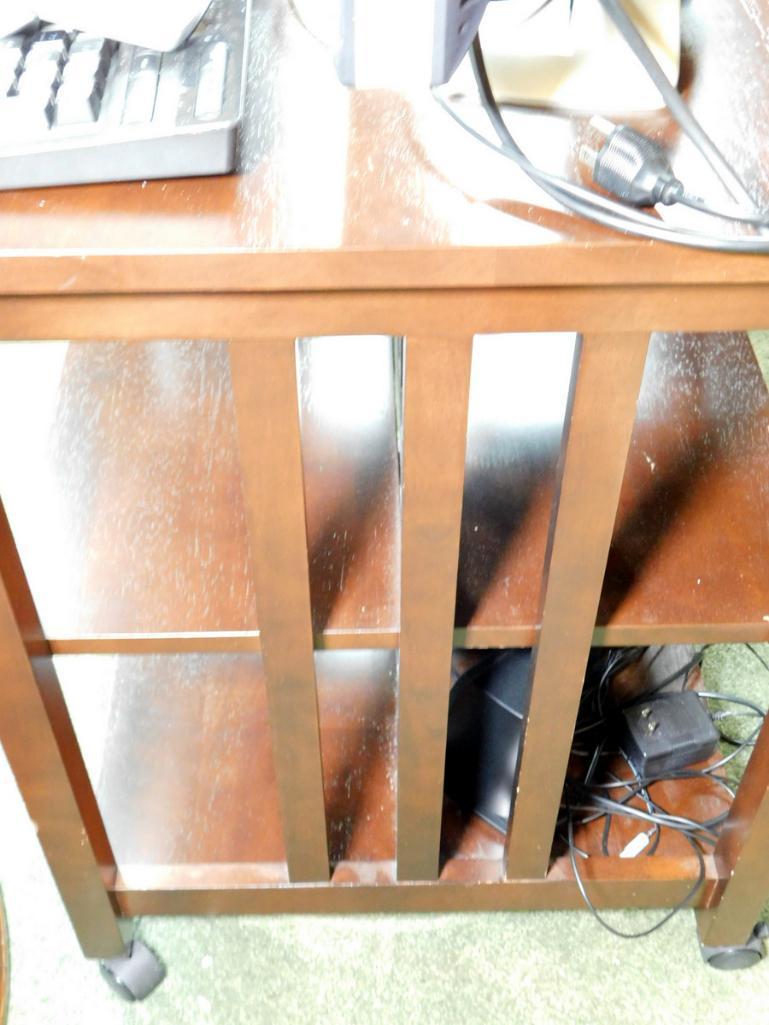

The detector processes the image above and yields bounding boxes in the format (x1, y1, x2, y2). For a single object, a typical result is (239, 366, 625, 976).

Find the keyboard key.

(69, 35, 116, 61)
(194, 41, 228, 120)
(0, 42, 25, 68)
(16, 61, 60, 98)
(63, 50, 106, 88)
(56, 81, 102, 125)
(122, 50, 160, 124)
(0, 66, 15, 98)
(25, 34, 70, 70)
(68, 35, 115, 84)
(0, 44, 25, 89)
(0, 14, 38, 39)
(0, 1, 247, 187)
(0, 94, 53, 134)
(35, 28, 72, 49)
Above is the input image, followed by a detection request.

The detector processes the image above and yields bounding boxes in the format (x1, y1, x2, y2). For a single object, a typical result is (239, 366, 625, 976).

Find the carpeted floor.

(2, 336, 769, 1024)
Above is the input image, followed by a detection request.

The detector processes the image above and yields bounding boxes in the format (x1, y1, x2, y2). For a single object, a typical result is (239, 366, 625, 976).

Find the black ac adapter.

(619, 690, 719, 776)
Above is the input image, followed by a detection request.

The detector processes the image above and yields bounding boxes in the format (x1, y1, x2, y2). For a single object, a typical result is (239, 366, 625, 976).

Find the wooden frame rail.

(229, 339, 329, 883)
(397, 334, 473, 881)
(0, 285, 768, 958)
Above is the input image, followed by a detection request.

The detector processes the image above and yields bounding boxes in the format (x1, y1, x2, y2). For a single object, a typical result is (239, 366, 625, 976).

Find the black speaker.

(444, 649, 532, 834)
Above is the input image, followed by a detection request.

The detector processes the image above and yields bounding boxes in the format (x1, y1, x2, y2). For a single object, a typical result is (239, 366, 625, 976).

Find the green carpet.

(1, 334, 769, 1023)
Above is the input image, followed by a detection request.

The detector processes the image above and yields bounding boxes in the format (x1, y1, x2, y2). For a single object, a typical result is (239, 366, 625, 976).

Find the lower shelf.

(59, 650, 730, 915)
(58, 650, 399, 871)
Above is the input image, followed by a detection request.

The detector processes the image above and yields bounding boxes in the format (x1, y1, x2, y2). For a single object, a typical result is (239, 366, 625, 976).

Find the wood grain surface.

(57, 651, 397, 871)
(1, 331, 766, 649)
(698, 707, 769, 946)
(396, 335, 473, 881)
(0, 0, 766, 294)
(57, 649, 729, 886)
(229, 338, 329, 882)
(0, 502, 123, 957)
(1, 0, 768, 944)
(505, 331, 651, 879)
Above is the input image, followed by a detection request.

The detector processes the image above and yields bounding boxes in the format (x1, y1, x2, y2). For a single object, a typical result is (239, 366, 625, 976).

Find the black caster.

(700, 923, 767, 971)
(99, 939, 166, 1001)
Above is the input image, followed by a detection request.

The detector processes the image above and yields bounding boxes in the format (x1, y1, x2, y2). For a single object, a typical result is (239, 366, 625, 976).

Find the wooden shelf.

(59, 648, 727, 898)
(597, 331, 769, 644)
(2, 332, 768, 651)
(459, 331, 769, 647)
(0, 337, 401, 646)
(58, 650, 398, 876)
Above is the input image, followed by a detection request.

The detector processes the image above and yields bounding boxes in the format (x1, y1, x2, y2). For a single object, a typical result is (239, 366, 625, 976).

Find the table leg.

(0, 500, 123, 958)
(697, 711, 769, 947)
(229, 339, 329, 883)
(505, 331, 650, 879)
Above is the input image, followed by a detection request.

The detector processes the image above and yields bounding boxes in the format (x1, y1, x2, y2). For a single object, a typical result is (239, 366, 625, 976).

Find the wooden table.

(1, 0, 768, 962)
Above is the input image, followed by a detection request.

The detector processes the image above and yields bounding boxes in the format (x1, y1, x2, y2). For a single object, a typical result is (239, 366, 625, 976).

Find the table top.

(1, 0, 768, 296)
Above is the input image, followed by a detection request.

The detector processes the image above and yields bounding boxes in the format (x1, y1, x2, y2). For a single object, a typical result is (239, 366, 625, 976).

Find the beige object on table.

(457, 0, 681, 113)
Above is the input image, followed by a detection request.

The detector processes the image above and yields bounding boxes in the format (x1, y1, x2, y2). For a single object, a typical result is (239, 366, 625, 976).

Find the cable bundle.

(562, 644, 767, 938)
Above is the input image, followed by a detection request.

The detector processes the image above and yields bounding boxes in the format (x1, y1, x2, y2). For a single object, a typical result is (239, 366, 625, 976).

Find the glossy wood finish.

(461, 331, 769, 648)
(0, 338, 399, 646)
(600, 332, 769, 641)
(0, 1, 768, 296)
(3, 333, 767, 653)
(0, 502, 123, 958)
(3, 285, 769, 341)
(455, 333, 572, 648)
(112, 855, 717, 917)
(0, 0, 768, 949)
(57, 651, 726, 890)
(697, 711, 769, 947)
(397, 335, 473, 880)
(229, 339, 329, 882)
(506, 332, 650, 879)
(58, 651, 397, 872)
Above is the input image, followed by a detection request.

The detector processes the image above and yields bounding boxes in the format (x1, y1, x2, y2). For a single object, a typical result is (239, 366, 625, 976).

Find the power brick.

(620, 690, 719, 776)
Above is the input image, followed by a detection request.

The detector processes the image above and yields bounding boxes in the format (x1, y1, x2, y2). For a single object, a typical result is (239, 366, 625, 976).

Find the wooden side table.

(0, 0, 768, 977)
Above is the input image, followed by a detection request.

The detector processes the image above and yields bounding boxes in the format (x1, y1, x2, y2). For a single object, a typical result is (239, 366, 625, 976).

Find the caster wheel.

(700, 924, 767, 971)
(99, 940, 166, 1001)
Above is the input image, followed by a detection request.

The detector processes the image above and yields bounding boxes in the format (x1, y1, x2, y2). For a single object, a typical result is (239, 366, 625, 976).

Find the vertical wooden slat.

(505, 331, 650, 879)
(229, 339, 329, 882)
(697, 712, 769, 947)
(397, 334, 473, 881)
(0, 500, 124, 958)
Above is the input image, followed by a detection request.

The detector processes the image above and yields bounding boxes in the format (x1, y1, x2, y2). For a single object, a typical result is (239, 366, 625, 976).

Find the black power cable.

(568, 812, 707, 940)
(433, 37, 769, 252)
(562, 643, 768, 939)
(595, 0, 758, 211)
